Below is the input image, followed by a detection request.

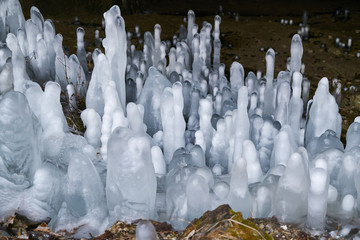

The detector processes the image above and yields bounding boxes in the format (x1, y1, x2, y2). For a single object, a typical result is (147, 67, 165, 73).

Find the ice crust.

(1, 2, 360, 238)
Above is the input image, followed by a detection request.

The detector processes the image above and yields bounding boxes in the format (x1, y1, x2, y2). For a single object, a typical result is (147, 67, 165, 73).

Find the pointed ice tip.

(148, 66, 159, 76)
(292, 34, 302, 43)
(266, 48, 275, 56)
(154, 24, 161, 31)
(319, 77, 329, 89)
(287, 152, 302, 169)
(215, 15, 222, 23)
(234, 157, 247, 170)
(45, 81, 61, 95)
(188, 10, 195, 17)
(354, 116, 360, 123)
(77, 27, 85, 34)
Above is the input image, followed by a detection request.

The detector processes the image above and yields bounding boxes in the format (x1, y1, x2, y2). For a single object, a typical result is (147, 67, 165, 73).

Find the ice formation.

(1, 1, 360, 238)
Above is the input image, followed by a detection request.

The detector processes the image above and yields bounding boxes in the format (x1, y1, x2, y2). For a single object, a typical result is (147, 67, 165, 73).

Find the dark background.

(20, 0, 360, 18)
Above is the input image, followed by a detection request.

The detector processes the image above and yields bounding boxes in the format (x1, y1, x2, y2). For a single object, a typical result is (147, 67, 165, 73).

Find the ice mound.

(1, 2, 360, 238)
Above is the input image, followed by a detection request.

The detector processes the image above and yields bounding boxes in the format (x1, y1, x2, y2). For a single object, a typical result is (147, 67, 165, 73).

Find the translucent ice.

(103, 5, 127, 111)
(228, 157, 252, 218)
(0, 60, 13, 95)
(106, 127, 156, 223)
(345, 117, 360, 151)
(186, 174, 210, 220)
(81, 109, 102, 148)
(264, 48, 275, 116)
(51, 151, 107, 238)
(138, 67, 171, 136)
(305, 78, 341, 145)
(136, 220, 158, 240)
(306, 167, 329, 231)
(274, 152, 309, 224)
(290, 34, 303, 77)
(0, 91, 42, 182)
(230, 62, 244, 102)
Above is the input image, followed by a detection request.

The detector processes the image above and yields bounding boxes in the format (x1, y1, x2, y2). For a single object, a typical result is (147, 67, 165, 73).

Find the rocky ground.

(0, 205, 346, 239)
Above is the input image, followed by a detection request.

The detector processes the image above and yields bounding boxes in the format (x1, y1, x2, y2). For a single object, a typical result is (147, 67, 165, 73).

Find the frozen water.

(106, 127, 156, 223)
(306, 167, 328, 231)
(290, 34, 303, 77)
(274, 152, 309, 224)
(2, 3, 360, 238)
(186, 174, 210, 220)
(138, 67, 171, 136)
(81, 109, 102, 148)
(136, 220, 158, 240)
(0, 91, 42, 181)
(0, 60, 13, 94)
(305, 78, 341, 146)
(103, 5, 127, 112)
(228, 157, 252, 218)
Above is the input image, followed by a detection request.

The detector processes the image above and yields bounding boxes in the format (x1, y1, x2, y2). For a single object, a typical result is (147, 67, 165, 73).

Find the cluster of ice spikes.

(0, 1, 359, 238)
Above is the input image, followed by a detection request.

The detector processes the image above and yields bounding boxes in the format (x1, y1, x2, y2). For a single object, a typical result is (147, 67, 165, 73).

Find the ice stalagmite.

(0, 60, 13, 94)
(228, 157, 252, 218)
(275, 82, 290, 126)
(44, 19, 56, 79)
(152, 25, 161, 68)
(242, 140, 263, 184)
(231, 86, 250, 172)
(209, 119, 229, 172)
(51, 151, 107, 238)
(263, 48, 275, 116)
(86, 53, 111, 117)
(67, 54, 87, 98)
(6, 33, 28, 93)
(67, 84, 77, 111)
(230, 62, 244, 103)
(106, 127, 156, 223)
(81, 109, 102, 148)
(54, 34, 68, 90)
(101, 81, 124, 161)
(271, 126, 296, 168)
(289, 72, 303, 142)
(345, 117, 360, 151)
(290, 34, 303, 77)
(305, 78, 342, 146)
(160, 82, 185, 163)
(198, 98, 213, 160)
(306, 162, 329, 231)
(0, 91, 42, 182)
(0, 91, 43, 221)
(138, 67, 171, 136)
(77, 27, 88, 78)
(187, 10, 195, 53)
(186, 174, 210, 220)
(0, 0, 25, 42)
(103, 5, 127, 112)
(274, 152, 309, 223)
